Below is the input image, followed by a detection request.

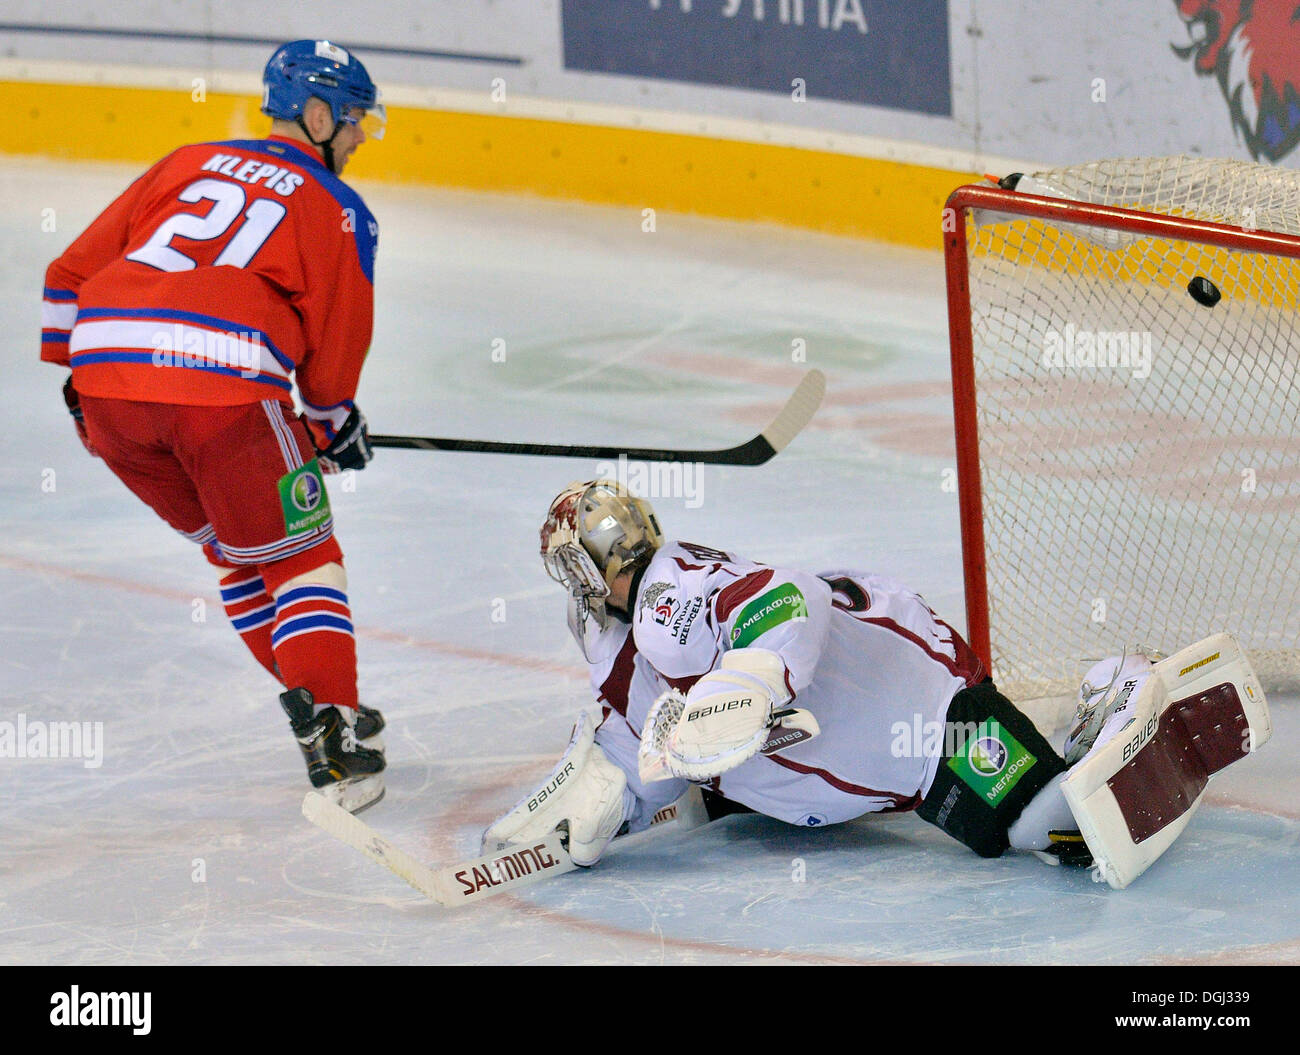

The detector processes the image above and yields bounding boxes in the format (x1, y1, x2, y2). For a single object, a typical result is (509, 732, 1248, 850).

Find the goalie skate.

(1063, 650, 1157, 766)
(1029, 829, 1094, 868)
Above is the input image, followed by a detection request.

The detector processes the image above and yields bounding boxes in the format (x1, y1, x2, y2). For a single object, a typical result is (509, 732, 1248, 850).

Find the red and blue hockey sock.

(256, 541, 359, 711)
(268, 580, 358, 711)
(217, 568, 280, 680)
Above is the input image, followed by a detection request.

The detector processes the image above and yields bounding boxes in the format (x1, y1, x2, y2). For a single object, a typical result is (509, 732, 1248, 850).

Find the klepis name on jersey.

(42, 132, 377, 443)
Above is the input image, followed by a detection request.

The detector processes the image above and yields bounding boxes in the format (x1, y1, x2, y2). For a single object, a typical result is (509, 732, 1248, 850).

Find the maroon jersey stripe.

(597, 632, 640, 718)
(765, 754, 921, 811)
(714, 568, 776, 623)
(859, 614, 984, 687)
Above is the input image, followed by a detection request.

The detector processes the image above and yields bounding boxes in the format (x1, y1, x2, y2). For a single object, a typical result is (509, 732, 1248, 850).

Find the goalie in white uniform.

(484, 481, 1271, 887)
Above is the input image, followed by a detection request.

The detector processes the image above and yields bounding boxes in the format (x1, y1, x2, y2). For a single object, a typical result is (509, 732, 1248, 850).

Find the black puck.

(1188, 275, 1222, 306)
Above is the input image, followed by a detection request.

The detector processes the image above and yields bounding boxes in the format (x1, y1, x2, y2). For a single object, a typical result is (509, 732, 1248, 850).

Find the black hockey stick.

(368, 368, 826, 465)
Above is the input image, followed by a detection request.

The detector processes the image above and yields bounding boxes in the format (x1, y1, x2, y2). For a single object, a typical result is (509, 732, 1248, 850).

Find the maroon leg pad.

(1106, 683, 1250, 843)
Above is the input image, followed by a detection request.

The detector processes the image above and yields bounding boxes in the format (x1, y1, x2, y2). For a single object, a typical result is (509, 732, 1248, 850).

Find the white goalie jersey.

(580, 541, 986, 832)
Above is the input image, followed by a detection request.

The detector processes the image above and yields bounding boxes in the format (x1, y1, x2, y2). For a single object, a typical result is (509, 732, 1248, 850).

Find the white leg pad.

(1061, 633, 1271, 889)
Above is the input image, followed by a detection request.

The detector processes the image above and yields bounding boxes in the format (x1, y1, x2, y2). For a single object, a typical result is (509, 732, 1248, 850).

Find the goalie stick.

(368, 368, 826, 465)
(302, 785, 714, 907)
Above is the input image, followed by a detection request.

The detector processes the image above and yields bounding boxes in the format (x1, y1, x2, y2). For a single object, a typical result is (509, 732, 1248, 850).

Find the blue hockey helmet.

(262, 39, 385, 138)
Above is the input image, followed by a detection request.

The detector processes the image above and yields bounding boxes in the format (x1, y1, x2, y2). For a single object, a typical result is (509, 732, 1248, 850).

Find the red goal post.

(943, 164, 1300, 713)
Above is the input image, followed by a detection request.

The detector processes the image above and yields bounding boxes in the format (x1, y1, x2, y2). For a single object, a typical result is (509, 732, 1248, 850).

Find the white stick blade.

(760, 368, 826, 453)
(434, 834, 577, 905)
(303, 792, 578, 907)
(302, 791, 450, 904)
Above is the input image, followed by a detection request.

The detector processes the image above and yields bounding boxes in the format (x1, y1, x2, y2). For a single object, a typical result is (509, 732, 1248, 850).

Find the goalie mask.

(541, 480, 664, 646)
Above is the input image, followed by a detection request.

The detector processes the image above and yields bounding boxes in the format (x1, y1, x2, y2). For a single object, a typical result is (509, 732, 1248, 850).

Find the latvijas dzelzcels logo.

(639, 581, 676, 625)
(1174, 0, 1300, 161)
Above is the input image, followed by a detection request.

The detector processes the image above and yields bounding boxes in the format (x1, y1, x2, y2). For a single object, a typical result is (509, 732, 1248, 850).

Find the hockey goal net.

(945, 156, 1300, 720)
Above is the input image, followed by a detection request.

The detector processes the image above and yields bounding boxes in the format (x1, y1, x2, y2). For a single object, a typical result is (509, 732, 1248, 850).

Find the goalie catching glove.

(639, 648, 820, 782)
(481, 712, 633, 867)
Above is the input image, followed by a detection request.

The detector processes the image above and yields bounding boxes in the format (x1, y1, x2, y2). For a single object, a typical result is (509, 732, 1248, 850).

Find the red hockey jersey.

(41, 135, 377, 441)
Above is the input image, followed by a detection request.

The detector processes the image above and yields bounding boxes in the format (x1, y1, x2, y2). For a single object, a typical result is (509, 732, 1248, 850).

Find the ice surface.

(1, 158, 1296, 965)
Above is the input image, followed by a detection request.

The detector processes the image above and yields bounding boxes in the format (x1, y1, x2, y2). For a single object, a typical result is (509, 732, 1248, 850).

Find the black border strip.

(0, 23, 525, 65)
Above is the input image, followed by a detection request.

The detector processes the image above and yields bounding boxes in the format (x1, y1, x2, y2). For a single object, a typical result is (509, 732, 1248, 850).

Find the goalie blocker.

(481, 712, 633, 866)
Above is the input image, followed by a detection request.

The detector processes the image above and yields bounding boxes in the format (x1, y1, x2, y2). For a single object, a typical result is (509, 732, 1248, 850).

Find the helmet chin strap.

(296, 114, 344, 173)
(605, 562, 648, 624)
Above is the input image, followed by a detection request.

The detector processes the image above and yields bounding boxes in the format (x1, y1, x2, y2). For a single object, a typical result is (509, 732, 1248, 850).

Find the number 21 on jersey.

(127, 178, 286, 272)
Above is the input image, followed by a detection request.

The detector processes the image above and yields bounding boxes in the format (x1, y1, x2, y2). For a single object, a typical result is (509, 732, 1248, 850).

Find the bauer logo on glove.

(687, 696, 754, 722)
(481, 713, 632, 867)
(527, 760, 576, 813)
(639, 648, 820, 783)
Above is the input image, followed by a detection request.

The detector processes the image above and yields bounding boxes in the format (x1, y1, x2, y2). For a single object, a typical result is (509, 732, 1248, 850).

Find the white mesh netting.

(962, 156, 1300, 710)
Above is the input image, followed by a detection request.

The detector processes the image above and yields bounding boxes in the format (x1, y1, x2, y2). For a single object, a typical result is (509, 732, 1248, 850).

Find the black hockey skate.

(354, 702, 385, 746)
(281, 688, 386, 813)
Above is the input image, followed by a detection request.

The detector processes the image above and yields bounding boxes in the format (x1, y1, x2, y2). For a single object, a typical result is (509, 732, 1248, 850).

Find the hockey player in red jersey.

(483, 481, 1272, 887)
(42, 40, 389, 812)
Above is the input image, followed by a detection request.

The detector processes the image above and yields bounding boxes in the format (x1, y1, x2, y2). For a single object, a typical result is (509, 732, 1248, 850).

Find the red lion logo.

(1174, 0, 1300, 161)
